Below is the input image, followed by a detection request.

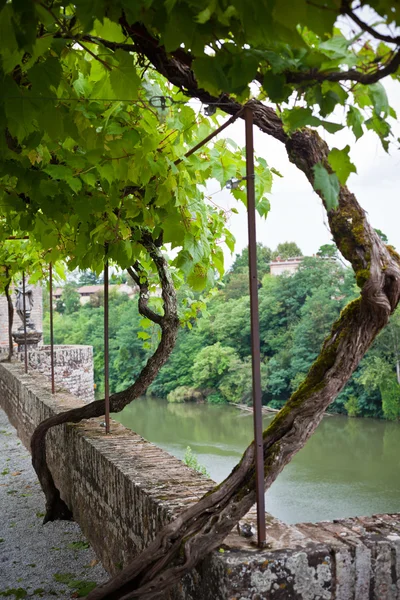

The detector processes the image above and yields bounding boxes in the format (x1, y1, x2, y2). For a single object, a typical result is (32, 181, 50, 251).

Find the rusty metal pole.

(49, 263, 55, 394)
(244, 105, 266, 547)
(104, 258, 110, 434)
(22, 272, 28, 374)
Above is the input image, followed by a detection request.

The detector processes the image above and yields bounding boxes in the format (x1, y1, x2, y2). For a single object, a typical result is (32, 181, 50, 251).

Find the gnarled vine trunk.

(30, 234, 180, 523)
(31, 24, 400, 600)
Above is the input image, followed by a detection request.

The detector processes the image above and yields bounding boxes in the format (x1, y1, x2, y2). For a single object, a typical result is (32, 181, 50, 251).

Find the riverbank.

(0, 407, 108, 598)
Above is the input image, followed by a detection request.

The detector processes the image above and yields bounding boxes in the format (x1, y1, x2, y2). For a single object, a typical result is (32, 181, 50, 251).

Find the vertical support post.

(104, 258, 110, 434)
(244, 105, 266, 547)
(49, 263, 55, 394)
(22, 272, 28, 374)
(4, 268, 13, 361)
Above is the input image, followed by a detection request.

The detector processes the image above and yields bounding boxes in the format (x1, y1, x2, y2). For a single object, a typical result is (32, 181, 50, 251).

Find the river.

(115, 396, 400, 524)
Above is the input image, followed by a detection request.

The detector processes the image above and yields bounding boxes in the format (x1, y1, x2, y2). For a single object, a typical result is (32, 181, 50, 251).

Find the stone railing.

(1, 361, 400, 599)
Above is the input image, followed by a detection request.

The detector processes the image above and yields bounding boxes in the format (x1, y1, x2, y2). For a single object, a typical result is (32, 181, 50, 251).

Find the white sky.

(209, 74, 400, 270)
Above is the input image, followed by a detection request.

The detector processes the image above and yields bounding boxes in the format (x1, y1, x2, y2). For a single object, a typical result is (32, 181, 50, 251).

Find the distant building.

(269, 256, 303, 276)
(54, 283, 138, 305)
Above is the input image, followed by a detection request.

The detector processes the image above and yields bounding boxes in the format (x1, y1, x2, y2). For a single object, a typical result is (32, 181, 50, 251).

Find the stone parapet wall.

(1, 361, 400, 599)
(15, 345, 94, 403)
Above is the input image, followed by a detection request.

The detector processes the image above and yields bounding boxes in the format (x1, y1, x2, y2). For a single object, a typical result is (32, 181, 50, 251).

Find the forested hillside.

(47, 243, 400, 420)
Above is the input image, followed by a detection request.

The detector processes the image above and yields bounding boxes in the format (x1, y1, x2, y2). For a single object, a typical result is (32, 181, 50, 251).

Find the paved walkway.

(0, 408, 108, 599)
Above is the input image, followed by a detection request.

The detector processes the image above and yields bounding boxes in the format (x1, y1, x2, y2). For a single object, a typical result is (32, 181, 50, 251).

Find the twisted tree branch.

(127, 262, 163, 326)
(342, 3, 400, 45)
(31, 233, 179, 523)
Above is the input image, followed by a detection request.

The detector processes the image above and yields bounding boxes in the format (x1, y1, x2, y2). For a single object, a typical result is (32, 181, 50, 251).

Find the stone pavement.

(0, 407, 108, 599)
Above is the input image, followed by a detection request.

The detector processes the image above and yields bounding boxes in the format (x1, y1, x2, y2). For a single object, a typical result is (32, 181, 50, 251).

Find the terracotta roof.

(78, 285, 104, 294)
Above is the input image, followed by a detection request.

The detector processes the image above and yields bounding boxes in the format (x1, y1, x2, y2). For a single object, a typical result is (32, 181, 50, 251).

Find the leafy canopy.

(0, 0, 399, 288)
(0, 6, 276, 294)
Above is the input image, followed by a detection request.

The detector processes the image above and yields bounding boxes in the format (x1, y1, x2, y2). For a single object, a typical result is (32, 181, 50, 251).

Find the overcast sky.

(207, 76, 400, 269)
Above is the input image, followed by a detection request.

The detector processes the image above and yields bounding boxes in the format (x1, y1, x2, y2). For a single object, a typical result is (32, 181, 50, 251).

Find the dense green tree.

(78, 271, 104, 286)
(55, 283, 80, 315)
(228, 243, 272, 278)
(317, 244, 338, 259)
(272, 241, 303, 259)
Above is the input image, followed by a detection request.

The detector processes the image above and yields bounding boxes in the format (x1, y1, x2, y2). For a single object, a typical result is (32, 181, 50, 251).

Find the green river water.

(115, 396, 400, 524)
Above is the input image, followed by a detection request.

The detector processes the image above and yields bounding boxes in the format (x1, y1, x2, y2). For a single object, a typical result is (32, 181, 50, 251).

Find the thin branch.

(40, 4, 112, 71)
(343, 5, 400, 45)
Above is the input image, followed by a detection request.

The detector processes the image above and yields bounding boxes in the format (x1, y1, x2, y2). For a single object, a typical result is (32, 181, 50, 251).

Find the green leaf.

(281, 107, 321, 132)
(28, 57, 63, 95)
(320, 120, 344, 134)
(319, 35, 350, 59)
(263, 72, 291, 102)
(213, 246, 224, 277)
(227, 52, 259, 95)
(110, 50, 141, 100)
(327, 145, 356, 186)
(225, 230, 235, 253)
(193, 56, 229, 96)
(365, 114, 391, 151)
(92, 18, 126, 43)
(196, 6, 213, 24)
(138, 331, 151, 340)
(312, 163, 340, 211)
(369, 82, 389, 117)
(256, 197, 270, 218)
(346, 106, 364, 140)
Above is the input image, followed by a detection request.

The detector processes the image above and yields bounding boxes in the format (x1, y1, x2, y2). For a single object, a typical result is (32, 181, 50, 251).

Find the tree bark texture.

(30, 235, 180, 523)
(79, 25, 400, 600)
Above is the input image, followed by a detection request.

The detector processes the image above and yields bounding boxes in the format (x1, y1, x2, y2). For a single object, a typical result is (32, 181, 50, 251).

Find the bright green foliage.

(2, 1, 400, 420)
(380, 377, 400, 421)
(229, 243, 272, 278)
(0, 1, 398, 286)
(313, 163, 341, 211)
(0, 7, 276, 297)
(327, 146, 357, 186)
(192, 342, 239, 390)
(183, 446, 209, 477)
(344, 396, 361, 418)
